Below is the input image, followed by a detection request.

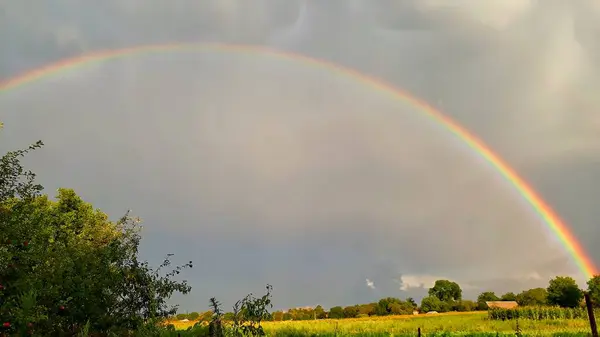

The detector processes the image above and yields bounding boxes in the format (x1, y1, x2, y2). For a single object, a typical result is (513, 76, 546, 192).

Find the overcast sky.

(1, 0, 600, 311)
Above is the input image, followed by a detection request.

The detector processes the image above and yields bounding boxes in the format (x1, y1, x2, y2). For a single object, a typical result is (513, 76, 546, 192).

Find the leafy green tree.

(428, 280, 462, 302)
(342, 306, 358, 318)
(420, 296, 443, 312)
(376, 297, 413, 315)
(501, 292, 517, 301)
(547, 276, 583, 308)
(0, 124, 193, 335)
(271, 311, 284, 321)
(516, 288, 548, 306)
(357, 303, 376, 317)
(587, 275, 600, 307)
(476, 292, 500, 310)
(455, 300, 476, 312)
(328, 306, 344, 319)
(406, 297, 417, 308)
(314, 305, 326, 319)
(188, 312, 200, 320)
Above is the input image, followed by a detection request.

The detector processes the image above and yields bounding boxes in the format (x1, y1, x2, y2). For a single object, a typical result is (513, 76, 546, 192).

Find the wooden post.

(585, 292, 598, 337)
(417, 327, 421, 337)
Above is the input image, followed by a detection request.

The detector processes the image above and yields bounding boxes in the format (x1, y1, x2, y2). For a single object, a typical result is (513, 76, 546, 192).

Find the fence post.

(585, 292, 598, 337)
(417, 327, 421, 337)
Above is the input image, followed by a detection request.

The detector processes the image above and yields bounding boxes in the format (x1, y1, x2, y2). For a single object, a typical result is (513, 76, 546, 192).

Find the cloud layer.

(1, 0, 599, 310)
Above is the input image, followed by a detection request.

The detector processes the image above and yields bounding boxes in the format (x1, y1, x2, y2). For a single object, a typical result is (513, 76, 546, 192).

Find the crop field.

(170, 311, 596, 336)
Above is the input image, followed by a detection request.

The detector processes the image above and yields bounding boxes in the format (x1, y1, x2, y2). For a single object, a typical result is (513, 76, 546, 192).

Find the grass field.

(170, 311, 595, 336)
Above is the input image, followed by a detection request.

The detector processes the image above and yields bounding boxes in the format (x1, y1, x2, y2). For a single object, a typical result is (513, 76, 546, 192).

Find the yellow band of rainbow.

(0, 43, 596, 279)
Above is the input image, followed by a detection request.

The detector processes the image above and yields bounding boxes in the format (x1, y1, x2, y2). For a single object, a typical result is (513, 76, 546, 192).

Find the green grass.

(172, 311, 597, 336)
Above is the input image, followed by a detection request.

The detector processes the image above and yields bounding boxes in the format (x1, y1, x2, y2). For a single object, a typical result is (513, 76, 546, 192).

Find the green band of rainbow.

(0, 43, 596, 279)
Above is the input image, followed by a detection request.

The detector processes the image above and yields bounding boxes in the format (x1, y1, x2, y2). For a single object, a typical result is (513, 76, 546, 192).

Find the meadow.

(170, 311, 595, 336)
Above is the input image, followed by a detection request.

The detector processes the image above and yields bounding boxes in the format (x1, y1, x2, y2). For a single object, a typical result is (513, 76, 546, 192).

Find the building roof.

(486, 301, 519, 309)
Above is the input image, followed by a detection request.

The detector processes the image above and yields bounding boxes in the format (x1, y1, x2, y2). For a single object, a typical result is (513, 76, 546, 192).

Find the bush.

(0, 125, 193, 335)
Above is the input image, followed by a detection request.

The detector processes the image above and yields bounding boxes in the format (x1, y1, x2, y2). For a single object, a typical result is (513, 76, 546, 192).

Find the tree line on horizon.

(173, 276, 600, 322)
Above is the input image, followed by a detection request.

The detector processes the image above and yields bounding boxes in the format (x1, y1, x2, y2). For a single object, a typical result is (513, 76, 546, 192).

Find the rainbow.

(0, 43, 596, 279)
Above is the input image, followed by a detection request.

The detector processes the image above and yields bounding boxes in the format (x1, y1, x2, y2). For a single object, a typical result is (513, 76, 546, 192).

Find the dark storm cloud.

(1, 0, 600, 310)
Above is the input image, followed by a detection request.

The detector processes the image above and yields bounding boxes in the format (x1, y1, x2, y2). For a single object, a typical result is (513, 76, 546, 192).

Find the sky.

(1, 0, 600, 311)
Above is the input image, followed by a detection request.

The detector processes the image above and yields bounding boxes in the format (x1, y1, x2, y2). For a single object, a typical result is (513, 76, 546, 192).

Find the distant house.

(485, 301, 518, 309)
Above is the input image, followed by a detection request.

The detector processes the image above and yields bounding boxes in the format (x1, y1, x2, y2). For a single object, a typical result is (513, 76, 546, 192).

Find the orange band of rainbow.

(0, 43, 596, 279)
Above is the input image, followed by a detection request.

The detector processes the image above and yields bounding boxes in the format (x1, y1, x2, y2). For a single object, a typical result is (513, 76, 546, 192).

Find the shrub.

(0, 125, 192, 335)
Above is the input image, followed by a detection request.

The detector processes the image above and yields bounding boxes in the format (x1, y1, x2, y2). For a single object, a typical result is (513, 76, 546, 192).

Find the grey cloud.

(1, 1, 600, 311)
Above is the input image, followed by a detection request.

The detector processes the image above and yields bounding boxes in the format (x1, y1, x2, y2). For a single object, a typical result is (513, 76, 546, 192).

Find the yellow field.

(170, 311, 594, 336)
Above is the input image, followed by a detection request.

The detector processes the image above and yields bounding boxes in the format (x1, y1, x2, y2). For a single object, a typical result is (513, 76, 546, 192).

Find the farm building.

(485, 301, 518, 309)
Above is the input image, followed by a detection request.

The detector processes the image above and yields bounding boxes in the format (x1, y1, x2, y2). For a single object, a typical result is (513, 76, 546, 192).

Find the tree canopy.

(0, 124, 192, 335)
(546, 276, 583, 308)
(428, 280, 462, 302)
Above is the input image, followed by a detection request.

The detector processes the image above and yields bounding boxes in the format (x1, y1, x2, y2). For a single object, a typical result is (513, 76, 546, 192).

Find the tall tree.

(328, 306, 343, 319)
(547, 276, 583, 308)
(428, 280, 462, 302)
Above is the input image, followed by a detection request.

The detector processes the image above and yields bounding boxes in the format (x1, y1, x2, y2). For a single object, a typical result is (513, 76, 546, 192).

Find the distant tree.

(516, 288, 548, 306)
(376, 297, 413, 315)
(314, 305, 326, 319)
(501, 292, 517, 301)
(200, 311, 213, 322)
(587, 275, 600, 307)
(476, 292, 500, 310)
(428, 280, 462, 302)
(176, 313, 188, 320)
(343, 306, 359, 318)
(357, 303, 377, 317)
(455, 300, 476, 312)
(188, 312, 200, 320)
(420, 296, 443, 313)
(547, 276, 583, 308)
(328, 306, 344, 319)
(271, 311, 284, 321)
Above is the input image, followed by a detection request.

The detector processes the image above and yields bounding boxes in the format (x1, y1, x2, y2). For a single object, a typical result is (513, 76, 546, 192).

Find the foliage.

(454, 300, 477, 312)
(546, 276, 583, 308)
(0, 123, 193, 335)
(500, 292, 517, 301)
(487, 306, 594, 320)
(476, 292, 500, 310)
(429, 280, 462, 302)
(420, 296, 446, 313)
(515, 288, 548, 306)
(586, 275, 600, 307)
(328, 306, 344, 319)
(0, 123, 44, 201)
(203, 285, 273, 337)
(375, 297, 415, 316)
